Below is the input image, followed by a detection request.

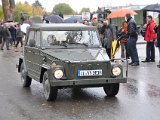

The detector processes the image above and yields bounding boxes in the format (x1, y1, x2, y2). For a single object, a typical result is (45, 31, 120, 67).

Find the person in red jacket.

(142, 15, 157, 62)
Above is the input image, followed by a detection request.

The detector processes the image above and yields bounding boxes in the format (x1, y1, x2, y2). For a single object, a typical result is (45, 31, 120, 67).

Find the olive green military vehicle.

(17, 24, 128, 101)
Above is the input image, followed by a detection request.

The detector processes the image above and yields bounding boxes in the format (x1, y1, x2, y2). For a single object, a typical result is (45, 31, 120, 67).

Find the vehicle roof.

(29, 23, 97, 31)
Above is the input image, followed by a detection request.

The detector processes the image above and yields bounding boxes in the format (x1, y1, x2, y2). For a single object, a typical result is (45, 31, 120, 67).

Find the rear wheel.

(43, 71, 58, 101)
(20, 63, 32, 87)
(103, 83, 119, 97)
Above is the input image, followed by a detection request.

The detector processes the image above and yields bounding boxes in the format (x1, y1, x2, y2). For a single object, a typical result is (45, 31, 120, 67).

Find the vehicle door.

(24, 30, 41, 81)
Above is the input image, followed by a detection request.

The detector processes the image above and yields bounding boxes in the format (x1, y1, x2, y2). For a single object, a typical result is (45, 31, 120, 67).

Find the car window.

(27, 31, 35, 46)
(27, 30, 40, 47)
(42, 30, 100, 48)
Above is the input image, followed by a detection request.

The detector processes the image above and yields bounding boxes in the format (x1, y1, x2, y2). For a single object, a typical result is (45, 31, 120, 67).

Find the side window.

(27, 30, 40, 47)
(27, 31, 35, 46)
(35, 31, 40, 47)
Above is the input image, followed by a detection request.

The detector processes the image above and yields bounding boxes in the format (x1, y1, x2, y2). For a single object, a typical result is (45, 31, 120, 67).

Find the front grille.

(66, 61, 111, 79)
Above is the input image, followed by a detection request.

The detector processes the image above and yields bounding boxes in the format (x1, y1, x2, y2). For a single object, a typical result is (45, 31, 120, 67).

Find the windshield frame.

(39, 29, 102, 49)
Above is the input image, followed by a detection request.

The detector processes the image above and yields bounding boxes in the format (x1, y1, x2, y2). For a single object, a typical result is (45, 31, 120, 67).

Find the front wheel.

(20, 63, 32, 87)
(43, 71, 58, 101)
(103, 83, 119, 97)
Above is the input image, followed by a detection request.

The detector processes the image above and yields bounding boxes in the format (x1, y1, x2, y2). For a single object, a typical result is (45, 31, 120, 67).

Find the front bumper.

(50, 77, 127, 87)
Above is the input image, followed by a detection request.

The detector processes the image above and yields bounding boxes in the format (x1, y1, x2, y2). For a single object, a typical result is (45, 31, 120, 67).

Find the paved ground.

(0, 41, 160, 120)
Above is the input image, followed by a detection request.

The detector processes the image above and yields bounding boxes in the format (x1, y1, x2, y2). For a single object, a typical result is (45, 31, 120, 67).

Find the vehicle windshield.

(42, 30, 100, 48)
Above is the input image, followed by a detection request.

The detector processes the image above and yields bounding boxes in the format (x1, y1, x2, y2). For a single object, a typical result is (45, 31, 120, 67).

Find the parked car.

(17, 24, 128, 101)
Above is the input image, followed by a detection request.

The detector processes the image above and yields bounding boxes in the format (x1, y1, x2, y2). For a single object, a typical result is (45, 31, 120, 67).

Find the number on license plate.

(77, 69, 102, 77)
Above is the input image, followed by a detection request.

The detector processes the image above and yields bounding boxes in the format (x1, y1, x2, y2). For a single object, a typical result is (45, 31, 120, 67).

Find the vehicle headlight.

(54, 69, 63, 79)
(112, 66, 121, 76)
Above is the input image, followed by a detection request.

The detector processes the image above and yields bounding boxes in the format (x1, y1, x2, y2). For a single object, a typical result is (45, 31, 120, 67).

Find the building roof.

(106, 5, 146, 11)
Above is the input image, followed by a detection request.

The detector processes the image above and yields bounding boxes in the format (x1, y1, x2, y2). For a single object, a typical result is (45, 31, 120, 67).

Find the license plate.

(77, 69, 102, 77)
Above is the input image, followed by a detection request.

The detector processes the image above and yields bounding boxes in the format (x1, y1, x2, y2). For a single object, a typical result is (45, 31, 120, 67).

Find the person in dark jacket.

(101, 20, 116, 58)
(142, 15, 157, 62)
(9, 25, 16, 46)
(1, 25, 10, 50)
(156, 14, 160, 68)
(126, 14, 139, 66)
(15, 24, 24, 48)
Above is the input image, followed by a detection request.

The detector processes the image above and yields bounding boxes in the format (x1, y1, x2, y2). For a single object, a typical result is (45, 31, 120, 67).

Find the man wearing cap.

(126, 14, 139, 66)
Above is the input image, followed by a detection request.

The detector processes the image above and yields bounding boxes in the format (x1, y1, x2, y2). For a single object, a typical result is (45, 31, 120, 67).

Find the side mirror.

(29, 39, 36, 47)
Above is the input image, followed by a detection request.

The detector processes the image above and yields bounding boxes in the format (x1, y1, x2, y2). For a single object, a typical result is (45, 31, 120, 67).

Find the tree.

(1, 0, 10, 21)
(15, 2, 33, 16)
(52, 3, 74, 15)
(32, 0, 44, 16)
(80, 8, 90, 14)
(32, 0, 42, 7)
(0, 6, 4, 20)
(13, 2, 32, 22)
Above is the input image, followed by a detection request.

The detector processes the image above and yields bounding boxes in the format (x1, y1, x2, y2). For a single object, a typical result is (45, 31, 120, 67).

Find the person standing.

(156, 14, 160, 68)
(101, 20, 116, 58)
(15, 24, 24, 48)
(142, 15, 157, 62)
(126, 14, 139, 66)
(9, 25, 16, 46)
(118, 21, 130, 59)
(1, 25, 10, 50)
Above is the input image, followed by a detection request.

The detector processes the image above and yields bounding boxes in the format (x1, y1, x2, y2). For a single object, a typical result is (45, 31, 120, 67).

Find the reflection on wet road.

(0, 48, 160, 120)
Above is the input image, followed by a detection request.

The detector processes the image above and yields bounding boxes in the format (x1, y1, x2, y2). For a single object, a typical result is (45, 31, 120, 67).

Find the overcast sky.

(14, 0, 160, 12)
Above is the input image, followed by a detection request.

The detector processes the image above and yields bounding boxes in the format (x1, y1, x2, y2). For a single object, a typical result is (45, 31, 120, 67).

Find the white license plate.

(77, 69, 102, 77)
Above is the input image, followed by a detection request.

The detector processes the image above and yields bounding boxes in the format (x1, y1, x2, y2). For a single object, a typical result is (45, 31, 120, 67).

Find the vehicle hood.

(43, 48, 110, 62)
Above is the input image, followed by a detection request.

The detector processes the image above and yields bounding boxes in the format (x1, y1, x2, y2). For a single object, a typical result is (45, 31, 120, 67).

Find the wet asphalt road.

(0, 44, 160, 120)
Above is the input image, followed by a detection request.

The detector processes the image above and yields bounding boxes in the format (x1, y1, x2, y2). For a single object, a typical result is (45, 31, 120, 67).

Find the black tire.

(20, 63, 32, 87)
(43, 71, 58, 101)
(103, 83, 119, 97)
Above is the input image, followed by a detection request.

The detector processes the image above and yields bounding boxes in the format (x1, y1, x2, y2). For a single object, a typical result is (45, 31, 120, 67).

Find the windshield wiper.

(68, 43, 88, 47)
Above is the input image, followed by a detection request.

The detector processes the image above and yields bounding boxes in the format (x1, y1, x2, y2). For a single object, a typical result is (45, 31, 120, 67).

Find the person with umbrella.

(126, 14, 139, 66)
